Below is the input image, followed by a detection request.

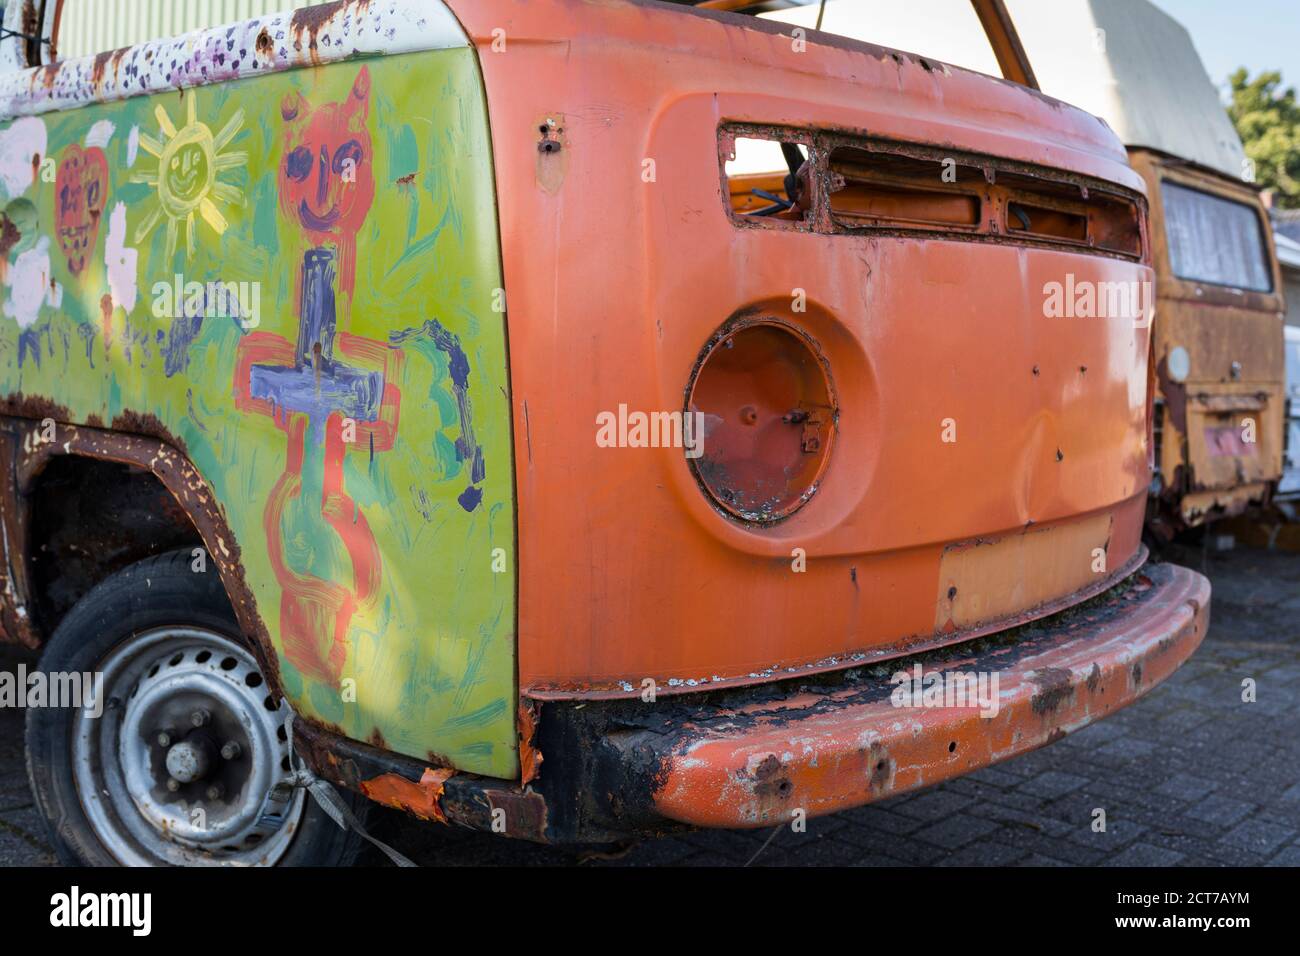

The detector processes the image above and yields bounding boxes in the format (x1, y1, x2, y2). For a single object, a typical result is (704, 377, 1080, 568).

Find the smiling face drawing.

(279, 66, 374, 256)
(133, 96, 246, 261)
(55, 143, 109, 276)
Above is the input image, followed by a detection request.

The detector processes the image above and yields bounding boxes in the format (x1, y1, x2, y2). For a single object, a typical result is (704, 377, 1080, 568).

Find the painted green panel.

(0, 51, 518, 778)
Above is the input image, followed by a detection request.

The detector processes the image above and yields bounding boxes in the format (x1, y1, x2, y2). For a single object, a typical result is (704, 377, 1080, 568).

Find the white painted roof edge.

(0, 0, 469, 120)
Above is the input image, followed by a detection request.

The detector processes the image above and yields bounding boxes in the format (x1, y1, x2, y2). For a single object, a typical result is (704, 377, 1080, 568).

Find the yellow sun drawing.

(132, 96, 246, 260)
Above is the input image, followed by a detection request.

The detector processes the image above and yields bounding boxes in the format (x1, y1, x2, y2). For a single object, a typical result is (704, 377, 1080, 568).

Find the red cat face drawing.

(55, 144, 109, 276)
(279, 66, 375, 248)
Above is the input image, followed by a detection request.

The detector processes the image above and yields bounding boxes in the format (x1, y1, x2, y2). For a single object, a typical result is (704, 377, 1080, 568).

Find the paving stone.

(1101, 842, 1186, 867)
(1184, 794, 1257, 828)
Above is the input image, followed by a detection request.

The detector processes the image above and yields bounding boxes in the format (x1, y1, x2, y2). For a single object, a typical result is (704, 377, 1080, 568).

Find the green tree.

(1228, 68, 1300, 209)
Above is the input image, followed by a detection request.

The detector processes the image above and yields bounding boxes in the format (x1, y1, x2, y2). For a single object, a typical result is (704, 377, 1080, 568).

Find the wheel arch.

(0, 413, 284, 698)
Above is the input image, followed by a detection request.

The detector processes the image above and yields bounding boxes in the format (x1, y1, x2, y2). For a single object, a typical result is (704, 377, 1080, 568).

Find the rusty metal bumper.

(299, 562, 1208, 844)
(601, 561, 1209, 831)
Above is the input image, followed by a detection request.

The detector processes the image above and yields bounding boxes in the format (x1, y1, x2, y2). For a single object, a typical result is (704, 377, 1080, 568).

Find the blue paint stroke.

(250, 247, 383, 446)
(389, 317, 484, 511)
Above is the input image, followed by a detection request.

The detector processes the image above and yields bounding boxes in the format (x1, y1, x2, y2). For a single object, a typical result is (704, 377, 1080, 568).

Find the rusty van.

(0, 0, 1208, 866)
(1004, 0, 1288, 532)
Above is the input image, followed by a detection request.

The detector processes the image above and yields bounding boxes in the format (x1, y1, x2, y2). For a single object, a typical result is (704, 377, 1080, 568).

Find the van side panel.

(0, 50, 518, 777)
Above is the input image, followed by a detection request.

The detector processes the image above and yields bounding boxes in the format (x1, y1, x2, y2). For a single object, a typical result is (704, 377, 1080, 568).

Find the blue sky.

(1151, 0, 1300, 93)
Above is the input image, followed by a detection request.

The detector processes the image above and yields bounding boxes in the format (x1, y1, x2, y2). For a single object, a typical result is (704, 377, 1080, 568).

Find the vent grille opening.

(722, 126, 1145, 261)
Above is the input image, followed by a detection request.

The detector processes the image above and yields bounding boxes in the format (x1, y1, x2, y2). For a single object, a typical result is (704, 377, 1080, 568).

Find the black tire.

(25, 548, 371, 867)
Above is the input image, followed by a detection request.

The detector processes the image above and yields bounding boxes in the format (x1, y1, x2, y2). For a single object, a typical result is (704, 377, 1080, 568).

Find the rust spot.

(99, 294, 113, 358)
(290, 0, 370, 60)
(91, 50, 113, 88)
(518, 699, 543, 786)
(367, 727, 387, 751)
(255, 28, 274, 58)
(1085, 662, 1101, 692)
(360, 766, 455, 824)
(0, 213, 21, 280)
(19, 0, 39, 57)
(1046, 727, 1067, 744)
(395, 172, 416, 187)
(868, 741, 893, 792)
(0, 393, 72, 424)
(1131, 661, 1143, 687)
(1030, 666, 1074, 715)
(486, 789, 549, 840)
(535, 118, 567, 194)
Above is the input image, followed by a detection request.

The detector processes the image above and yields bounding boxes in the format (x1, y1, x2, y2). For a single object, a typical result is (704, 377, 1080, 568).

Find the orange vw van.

(0, 0, 1208, 861)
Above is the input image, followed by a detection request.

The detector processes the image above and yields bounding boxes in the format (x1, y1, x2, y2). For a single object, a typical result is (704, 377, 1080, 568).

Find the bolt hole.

(196, 651, 212, 664)
(245, 672, 264, 688)
(277, 726, 288, 742)
(264, 696, 279, 711)
(948, 741, 957, 753)
(148, 665, 160, 678)
(281, 756, 292, 772)
(220, 656, 238, 671)
(168, 653, 183, 666)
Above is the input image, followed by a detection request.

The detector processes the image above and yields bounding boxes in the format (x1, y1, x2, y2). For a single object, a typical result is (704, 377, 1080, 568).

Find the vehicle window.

(724, 135, 811, 221)
(55, 0, 317, 59)
(760, 0, 1002, 79)
(1161, 180, 1273, 292)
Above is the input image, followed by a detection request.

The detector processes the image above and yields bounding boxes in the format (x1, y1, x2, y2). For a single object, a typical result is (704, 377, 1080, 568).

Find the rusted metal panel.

(293, 719, 552, 842)
(450, 0, 1154, 699)
(640, 561, 1207, 829)
(1136, 150, 1286, 527)
(0, 416, 283, 688)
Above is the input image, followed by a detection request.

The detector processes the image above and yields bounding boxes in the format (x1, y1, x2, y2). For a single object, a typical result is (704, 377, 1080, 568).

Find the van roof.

(1002, 0, 1246, 178)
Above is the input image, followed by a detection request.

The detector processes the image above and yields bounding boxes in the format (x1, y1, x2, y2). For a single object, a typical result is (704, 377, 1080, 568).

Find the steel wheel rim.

(72, 627, 305, 866)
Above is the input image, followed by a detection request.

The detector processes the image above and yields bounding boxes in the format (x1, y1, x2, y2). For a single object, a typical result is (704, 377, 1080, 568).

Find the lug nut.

(190, 709, 211, 728)
(205, 783, 225, 801)
(220, 741, 242, 760)
(157, 731, 173, 747)
(166, 778, 181, 792)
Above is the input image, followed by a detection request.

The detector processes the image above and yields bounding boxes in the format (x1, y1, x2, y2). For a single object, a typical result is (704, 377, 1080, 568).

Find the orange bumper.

(615, 563, 1208, 830)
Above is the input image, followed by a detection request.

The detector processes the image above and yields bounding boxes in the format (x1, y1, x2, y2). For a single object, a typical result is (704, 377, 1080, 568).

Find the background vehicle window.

(55, 0, 316, 59)
(1161, 180, 1273, 292)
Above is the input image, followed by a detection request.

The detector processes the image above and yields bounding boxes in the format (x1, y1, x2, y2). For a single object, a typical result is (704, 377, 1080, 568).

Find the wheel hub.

(73, 627, 306, 866)
(164, 737, 214, 783)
